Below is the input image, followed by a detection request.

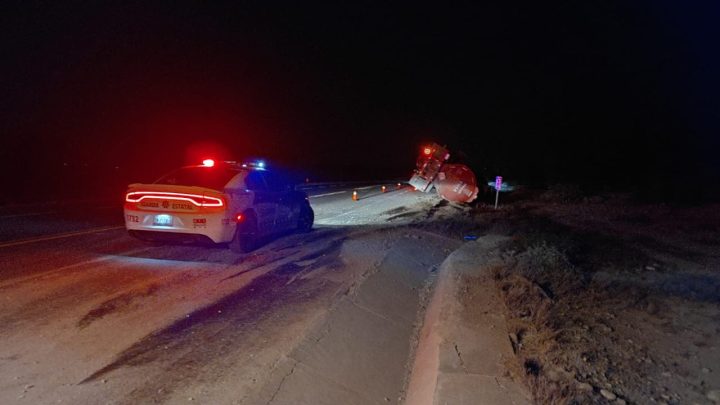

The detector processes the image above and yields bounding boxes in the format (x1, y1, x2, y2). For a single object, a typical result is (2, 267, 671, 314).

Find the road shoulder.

(405, 235, 531, 405)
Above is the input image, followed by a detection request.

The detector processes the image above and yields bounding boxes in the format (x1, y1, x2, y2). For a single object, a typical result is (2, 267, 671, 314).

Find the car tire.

(229, 214, 258, 253)
(297, 203, 314, 233)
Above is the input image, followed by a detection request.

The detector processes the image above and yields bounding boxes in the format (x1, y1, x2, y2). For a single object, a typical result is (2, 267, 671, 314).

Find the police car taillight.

(125, 191, 224, 207)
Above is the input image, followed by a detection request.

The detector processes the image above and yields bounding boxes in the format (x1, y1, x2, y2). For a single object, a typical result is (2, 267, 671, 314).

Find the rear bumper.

(124, 209, 235, 243)
(128, 230, 217, 245)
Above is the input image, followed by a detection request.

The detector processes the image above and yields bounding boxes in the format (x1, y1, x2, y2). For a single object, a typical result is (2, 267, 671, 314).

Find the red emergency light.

(125, 191, 224, 207)
(202, 159, 215, 167)
(423, 147, 432, 155)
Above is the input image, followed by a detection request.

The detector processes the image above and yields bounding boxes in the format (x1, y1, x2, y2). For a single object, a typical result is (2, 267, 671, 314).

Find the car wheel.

(297, 203, 314, 233)
(229, 214, 258, 253)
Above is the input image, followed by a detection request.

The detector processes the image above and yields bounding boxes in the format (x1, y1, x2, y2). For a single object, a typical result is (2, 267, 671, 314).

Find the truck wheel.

(229, 214, 258, 253)
(297, 204, 314, 233)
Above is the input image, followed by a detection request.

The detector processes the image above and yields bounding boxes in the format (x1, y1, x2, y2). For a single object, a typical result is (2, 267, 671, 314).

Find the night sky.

(2, 1, 719, 202)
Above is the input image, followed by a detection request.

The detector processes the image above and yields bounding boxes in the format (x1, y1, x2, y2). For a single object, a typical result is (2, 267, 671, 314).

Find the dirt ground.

(459, 189, 720, 404)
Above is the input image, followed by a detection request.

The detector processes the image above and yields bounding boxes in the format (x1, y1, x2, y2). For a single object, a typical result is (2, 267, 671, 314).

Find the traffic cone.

(352, 190, 359, 201)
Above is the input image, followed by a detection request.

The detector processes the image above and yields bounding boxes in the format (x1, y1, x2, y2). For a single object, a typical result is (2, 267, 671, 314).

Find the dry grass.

(486, 196, 720, 404)
(495, 242, 597, 404)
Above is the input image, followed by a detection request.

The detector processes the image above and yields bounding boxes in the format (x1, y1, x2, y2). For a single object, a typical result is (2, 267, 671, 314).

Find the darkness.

(2, 1, 719, 202)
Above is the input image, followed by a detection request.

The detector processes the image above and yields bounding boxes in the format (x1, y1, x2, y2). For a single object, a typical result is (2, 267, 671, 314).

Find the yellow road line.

(0, 226, 125, 249)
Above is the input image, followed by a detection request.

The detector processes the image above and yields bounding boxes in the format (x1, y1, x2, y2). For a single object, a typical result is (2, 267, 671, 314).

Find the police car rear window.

(155, 167, 240, 190)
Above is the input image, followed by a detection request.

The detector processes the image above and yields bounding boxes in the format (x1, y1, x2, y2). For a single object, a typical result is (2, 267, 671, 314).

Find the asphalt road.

(0, 184, 400, 244)
(0, 184, 452, 404)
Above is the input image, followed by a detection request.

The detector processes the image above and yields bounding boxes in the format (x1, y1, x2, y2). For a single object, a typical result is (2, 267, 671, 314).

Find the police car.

(124, 159, 314, 252)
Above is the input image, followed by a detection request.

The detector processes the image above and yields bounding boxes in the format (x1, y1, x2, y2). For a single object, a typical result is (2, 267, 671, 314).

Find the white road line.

(320, 189, 410, 221)
(0, 211, 56, 219)
(309, 191, 348, 198)
(0, 225, 125, 249)
(357, 185, 379, 190)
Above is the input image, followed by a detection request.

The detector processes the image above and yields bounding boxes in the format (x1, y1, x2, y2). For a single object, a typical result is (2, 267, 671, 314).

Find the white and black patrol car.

(124, 159, 314, 252)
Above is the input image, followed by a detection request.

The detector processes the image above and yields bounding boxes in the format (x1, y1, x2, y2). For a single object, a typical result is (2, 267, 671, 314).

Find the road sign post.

(494, 176, 502, 209)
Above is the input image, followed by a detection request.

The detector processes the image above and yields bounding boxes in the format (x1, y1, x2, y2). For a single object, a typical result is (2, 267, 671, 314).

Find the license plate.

(153, 214, 173, 226)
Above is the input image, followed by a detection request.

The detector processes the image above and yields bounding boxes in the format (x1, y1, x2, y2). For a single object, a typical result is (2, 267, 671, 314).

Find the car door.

(265, 172, 294, 231)
(263, 171, 294, 231)
(243, 171, 276, 235)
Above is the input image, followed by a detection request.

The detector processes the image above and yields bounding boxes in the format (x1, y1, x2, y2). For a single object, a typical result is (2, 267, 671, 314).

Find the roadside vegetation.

(475, 188, 720, 404)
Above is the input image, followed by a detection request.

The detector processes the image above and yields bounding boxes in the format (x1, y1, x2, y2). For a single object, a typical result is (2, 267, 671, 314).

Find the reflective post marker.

(494, 176, 502, 209)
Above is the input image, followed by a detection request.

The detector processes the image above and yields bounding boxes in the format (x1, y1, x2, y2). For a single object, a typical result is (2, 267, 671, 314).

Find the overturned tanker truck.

(408, 143, 479, 203)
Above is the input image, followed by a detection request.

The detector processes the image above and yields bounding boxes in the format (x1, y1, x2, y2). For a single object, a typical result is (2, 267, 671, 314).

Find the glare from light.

(155, 214, 172, 226)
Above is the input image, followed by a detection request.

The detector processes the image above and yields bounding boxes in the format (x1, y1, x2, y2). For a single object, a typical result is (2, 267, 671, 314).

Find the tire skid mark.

(0, 271, 156, 335)
(0, 257, 211, 336)
(79, 237, 347, 402)
(382, 206, 409, 216)
(77, 282, 161, 329)
(220, 254, 291, 282)
(221, 229, 346, 282)
(387, 210, 423, 222)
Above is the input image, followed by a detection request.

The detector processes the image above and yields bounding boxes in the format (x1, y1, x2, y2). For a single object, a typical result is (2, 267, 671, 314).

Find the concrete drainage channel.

(252, 230, 459, 405)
